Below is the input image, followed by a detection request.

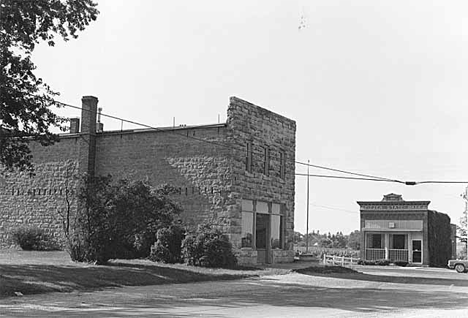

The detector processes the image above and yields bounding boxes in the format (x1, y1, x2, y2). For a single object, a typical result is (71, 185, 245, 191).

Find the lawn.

(0, 249, 290, 299)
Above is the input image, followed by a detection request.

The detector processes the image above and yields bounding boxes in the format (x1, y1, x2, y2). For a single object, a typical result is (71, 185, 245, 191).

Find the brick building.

(358, 193, 456, 266)
(0, 96, 296, 265)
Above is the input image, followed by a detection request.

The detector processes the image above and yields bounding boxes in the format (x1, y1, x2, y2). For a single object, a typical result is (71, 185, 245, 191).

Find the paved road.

(1, 266, 468, 317)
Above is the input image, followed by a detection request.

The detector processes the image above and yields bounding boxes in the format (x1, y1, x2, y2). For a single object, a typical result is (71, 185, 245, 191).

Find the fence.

(365, 248, 385, 260)
(323, 254, 359, 267)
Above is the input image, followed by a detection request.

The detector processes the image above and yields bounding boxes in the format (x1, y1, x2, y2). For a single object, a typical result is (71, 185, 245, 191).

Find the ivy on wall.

(427, 211, 452, 267)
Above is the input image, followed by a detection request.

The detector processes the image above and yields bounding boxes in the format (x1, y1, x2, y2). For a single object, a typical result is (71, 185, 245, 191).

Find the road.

(1, 265, 468, 317)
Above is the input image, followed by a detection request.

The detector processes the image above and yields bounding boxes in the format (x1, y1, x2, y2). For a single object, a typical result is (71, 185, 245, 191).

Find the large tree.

(0, 0, 98, 171)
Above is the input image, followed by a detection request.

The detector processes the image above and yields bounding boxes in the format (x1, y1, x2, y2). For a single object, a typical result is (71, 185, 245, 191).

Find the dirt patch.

(294, 265, 358, 275)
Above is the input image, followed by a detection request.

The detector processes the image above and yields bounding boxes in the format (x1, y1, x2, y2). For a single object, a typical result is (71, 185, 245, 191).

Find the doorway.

(256, 214, 269, 264)
(412, 240, 422, 263)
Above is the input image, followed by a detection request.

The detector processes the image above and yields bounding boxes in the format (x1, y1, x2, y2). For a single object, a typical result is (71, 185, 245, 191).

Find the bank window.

(391, 234, 406, 249)
(368, 234, 383, 248)
(246, 141, 253, 173)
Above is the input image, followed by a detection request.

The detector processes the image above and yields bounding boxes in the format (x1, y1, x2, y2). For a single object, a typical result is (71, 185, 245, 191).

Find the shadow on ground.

(0, 261, 256, 298)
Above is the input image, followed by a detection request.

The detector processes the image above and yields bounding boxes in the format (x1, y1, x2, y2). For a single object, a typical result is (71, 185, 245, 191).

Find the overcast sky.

(32, 0, 468, 235)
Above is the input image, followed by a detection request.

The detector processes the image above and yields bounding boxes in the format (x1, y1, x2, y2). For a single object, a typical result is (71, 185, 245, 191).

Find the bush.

(149, 225, 185, 263)
(67, 175, 182, 264)
(182, 223, 237, 268)
(10, 226, 53, 251)
(394, 261, 408, 267)
(376, 259, 390, 266)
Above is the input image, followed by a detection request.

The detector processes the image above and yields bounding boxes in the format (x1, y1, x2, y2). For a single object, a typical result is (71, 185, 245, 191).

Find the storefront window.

(241, 200, 254, 248)
(241, 212, 254, 248)
(271, 214, 282, 249)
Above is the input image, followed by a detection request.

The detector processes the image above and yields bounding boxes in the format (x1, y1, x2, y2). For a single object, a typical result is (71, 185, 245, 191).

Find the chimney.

(69, 118, 80, 133)
(97, 107, 104, 132)
(78, 95, 98, 177)
(81, 96, 98, 133)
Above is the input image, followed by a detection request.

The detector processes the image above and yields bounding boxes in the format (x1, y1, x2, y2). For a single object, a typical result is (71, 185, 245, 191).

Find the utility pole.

(462, 186, 468, 259)
(306, 159, 310, 254)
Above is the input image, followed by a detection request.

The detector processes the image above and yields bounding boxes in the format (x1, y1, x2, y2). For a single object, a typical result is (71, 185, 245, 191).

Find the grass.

(0, 249, 291, 299)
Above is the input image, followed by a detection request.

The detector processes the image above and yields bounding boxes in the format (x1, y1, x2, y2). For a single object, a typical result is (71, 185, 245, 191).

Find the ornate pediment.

(382, 193, 403, 202)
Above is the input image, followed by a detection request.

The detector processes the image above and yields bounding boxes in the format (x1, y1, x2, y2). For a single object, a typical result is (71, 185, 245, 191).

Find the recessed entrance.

(256, 214, 269, 264)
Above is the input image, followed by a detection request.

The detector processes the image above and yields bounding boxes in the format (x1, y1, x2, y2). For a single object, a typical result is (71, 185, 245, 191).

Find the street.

(1, 265, 468, 317)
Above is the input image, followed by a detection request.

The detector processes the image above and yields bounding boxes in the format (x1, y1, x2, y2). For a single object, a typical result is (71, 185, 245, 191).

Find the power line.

(310, 203, 359, 214)
(57, 101, 234, 151)
(56, 100, 468, 186)
(295, 173, 394, 183)
(295, 160, 403, 183)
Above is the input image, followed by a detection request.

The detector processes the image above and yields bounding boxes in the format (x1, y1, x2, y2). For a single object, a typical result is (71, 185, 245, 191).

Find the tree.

(459, 188, 468, 259)
(0, 0, 99, 171)
(68, 175, 182, 264)
(347, 230, 361, 250)
(293, 231, 303, 244)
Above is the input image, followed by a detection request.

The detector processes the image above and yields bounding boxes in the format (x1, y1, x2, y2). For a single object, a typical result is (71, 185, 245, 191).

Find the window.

(392, 234, 406, 249)
(368, 234, 383, 248)
(279, 151, 286, 179)
(241, 212, 254, 248)
(263, 146, 270, 176)
(271, 203, 283, 249)
(246, 141, 253, 173)
(241, 200, 254, 248)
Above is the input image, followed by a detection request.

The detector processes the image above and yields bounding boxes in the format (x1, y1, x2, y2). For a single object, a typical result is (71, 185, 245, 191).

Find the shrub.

(10, 226, 51, 250)
(358, 260, 376, 265)
(394, 261, 408, 267)
(149, 225, 185, 263)
(182, 223, 237, 268)
(376, 259, 390, 266)
(67, 175, 181, 264)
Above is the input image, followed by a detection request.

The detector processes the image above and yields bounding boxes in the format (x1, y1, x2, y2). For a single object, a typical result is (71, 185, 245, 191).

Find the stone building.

(0, 96, 296, 265)
(358, 193, 456, 266)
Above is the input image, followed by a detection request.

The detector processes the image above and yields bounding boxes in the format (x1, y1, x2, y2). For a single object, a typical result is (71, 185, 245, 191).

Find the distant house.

(0, 96, 296, 265)
(357, 193, 456, 266)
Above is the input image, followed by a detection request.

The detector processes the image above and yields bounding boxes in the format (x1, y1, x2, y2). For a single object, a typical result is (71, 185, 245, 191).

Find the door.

(256, 214, 269, 264)
(412, 240, 422, 263)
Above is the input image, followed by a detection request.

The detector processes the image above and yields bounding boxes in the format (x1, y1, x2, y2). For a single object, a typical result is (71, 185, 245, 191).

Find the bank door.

(412, 240, 422, 263)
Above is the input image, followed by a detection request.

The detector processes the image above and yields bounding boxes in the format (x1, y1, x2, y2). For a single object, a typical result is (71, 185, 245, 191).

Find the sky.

(31, 0, 468, 235)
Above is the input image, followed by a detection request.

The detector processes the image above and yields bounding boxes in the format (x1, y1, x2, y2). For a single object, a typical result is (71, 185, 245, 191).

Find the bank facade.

(358, 193, 456, 266)
(0, 96, 296, 265)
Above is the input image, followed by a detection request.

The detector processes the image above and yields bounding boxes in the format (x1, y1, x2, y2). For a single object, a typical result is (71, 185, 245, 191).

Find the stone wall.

(0, 96, 296, 265)
(94, 124, 233, 228)
(227, 97, 296, 264)
(0, 136, 81, 247)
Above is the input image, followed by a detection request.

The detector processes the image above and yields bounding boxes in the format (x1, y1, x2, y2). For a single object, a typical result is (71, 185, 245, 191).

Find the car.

(447, 259, 468, 273)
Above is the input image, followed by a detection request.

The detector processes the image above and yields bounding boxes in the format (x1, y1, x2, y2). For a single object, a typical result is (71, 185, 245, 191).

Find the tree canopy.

(0, 0, 99, 171)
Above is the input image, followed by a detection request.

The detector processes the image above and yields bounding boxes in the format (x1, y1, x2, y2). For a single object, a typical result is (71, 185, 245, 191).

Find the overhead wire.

(55, 100, 468, 186)
(295, 161, 403, 183)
